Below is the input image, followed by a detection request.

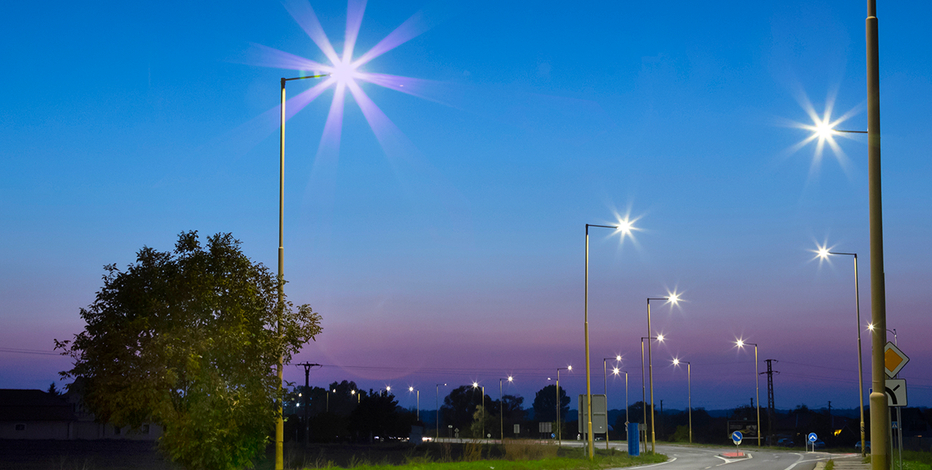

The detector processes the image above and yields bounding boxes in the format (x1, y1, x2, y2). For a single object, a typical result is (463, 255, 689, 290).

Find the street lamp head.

(735, 339, 745, 348)
(668, 292, 681, 304)
(868, 323, 875, 331)
(815, 119, 836, 140)
(409, 386, 414, 392)
(351, 390, 356, 395)
(615, 355, 622, 362)
(472, 382, 479, 388)
(386, 386, 391, 392)
(817, 246, 831, 259)
(617, 218, 634, 235)
(612, 367, 620, 375)
(656, 334, 665, 343)
(507, 376, 514, 382)
(567, 365, 572, 371)
(672, 358, 680, 366)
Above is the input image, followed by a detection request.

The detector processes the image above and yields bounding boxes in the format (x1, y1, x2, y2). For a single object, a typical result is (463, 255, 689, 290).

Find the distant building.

(0, 389, 161, 440)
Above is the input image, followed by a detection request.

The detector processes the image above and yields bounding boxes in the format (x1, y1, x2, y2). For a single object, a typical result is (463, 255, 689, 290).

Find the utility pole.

(763, 359, 779, 444)
(296, 362, 321, 446)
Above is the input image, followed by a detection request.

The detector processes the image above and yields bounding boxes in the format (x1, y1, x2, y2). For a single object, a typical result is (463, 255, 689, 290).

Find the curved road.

(562, 442, 847, 470)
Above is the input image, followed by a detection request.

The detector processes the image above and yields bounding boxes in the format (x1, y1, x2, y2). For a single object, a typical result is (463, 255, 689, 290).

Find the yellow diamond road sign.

(884, 342, 909, 377)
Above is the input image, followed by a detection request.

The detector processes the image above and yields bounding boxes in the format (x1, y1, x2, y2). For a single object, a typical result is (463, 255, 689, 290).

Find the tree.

(441, 385, 492, 435)
(55, 231, 321, 470)
(47, 382, 62, 396)
(532, 384, 569, 422)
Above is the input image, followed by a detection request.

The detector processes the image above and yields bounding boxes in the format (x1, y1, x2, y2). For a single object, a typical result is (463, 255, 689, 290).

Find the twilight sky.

(2, 0, 931, 413)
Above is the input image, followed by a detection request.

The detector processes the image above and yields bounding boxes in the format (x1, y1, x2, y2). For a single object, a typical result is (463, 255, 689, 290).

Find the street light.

(584, 221, 632, 458)
(555, 366, 571, 445)
(472, 382, 485, 439)
(275, 72, 328, 470)
(500, 376, 513, 442)
(603, 355, 621, 450)
(647, 295, 678, 453)
(436, 383, 446, 440)
(817, 247, 867, 456)
(735, 339, 761, 447)
(639, 335, 662, 453)
(672, 358, 692, 444)
(614, 366, 629, 443)
(409, 386, 419, 421)
(868, 323, 897, 345)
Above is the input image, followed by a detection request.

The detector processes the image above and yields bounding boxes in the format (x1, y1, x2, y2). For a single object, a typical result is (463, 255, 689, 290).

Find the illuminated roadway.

(563, 442, 846, 470)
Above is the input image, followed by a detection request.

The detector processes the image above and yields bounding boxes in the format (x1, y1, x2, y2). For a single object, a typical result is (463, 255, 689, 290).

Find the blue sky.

(2, 0, 931, 412)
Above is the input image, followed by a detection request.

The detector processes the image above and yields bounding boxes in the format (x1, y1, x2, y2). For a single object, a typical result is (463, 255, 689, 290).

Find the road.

(563, 441, 848, 470)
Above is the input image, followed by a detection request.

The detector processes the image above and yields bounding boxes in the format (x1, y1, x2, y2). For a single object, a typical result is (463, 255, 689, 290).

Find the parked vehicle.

(855, 441, 871, 452)
(813, 440, 826, 449)
(777, 438, 794, 447)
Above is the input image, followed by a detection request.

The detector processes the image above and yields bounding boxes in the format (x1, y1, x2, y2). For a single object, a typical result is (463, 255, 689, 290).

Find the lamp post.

(276, 73, 328, 470)
(603, 356, 621, 450)
(817, 247, 867, 457)
(672, 358, 692, 444)
(614, 366, 629, 443)
(408, 387, 419, 421)
(584, 222, 631, 458)
(500, 376, 513, 441)
(472, 382, 485, 439)
(555, 366, 571, 445)
(647, 296, 678, 453)
(735, 339, 761, 447)
(436, 383, 446, 440)
(639, 336, 662, 452)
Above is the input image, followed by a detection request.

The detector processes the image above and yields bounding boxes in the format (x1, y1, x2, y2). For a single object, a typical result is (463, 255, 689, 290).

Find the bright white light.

(736, 339, 745, 348)
(657, 334, 665, 343)
(668, 293, 681, 304)
(612, 367, 620, 375)
(507, 376, 513, 382)
(615, 355, 622, 361)
(409, 386, 414, 392)
(672, 358, 680, 366)
(567, 365, 572, 371)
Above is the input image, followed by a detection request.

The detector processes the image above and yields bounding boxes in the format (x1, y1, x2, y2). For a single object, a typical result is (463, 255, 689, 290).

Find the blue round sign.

(808, 432, 818, 442)
(731, 431, 743, 445)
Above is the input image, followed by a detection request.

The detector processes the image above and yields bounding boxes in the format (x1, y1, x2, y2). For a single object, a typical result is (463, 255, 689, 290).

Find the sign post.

(808, 432, 817, 452)
(731, 430, 743, 455)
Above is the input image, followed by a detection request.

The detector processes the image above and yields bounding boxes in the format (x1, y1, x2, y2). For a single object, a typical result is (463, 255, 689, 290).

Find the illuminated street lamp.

(409, 386, 420, 421)
(602, 355, 621, 450)
(500, 376, 513, 441)
(275, 72, 328, 470)
(672, 358, 692, 444)
(646, 295, 678, 453)
(584, 221, 632, 458)
(639, 335, 662, 453)
(868, 323, 897, 345)
(555, 366, 571, 445)
(472, 382, 485, 439)
(802, 4, 888, 466)
(436, 383, 446, 439)
(735, 339, 761, 447)
(817, 247, 867, 456)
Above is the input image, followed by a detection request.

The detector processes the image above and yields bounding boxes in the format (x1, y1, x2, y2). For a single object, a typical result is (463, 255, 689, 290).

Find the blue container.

(627, 422, 639, 456)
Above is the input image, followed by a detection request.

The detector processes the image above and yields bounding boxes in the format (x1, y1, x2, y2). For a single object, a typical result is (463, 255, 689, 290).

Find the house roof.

(0, 389, 77, 421)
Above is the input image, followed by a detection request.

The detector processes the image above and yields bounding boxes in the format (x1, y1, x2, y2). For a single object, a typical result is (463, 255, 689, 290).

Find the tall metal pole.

(276, 77, 287, 470)
(436, 383, 445, 440)
(276, 74, 326, 470)
(687, 362, 692, 444)
(866, 1, 889, 469)
(755, 344, 761, 447)
(647, 301, 656, 453)
(640, 337, 647, 452)
(584, 225, 594, 458)
(854, 255, 867, 458)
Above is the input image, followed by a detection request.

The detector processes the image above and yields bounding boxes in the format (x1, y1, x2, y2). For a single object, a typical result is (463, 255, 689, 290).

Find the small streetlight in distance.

(611, 365, 629, 443)
(672, 358, 692, 444)
(472, 382, 486, 439)
(735, 339, 761, 447)
(500, 376, 513, 442)
(409, 386, 420, 421)
(555, 366, 571, 445)
(816, 245, 867, 457)
(602, 356, 621, 450)
(435, 383, 446, 440)
(646, 293, 680, 453)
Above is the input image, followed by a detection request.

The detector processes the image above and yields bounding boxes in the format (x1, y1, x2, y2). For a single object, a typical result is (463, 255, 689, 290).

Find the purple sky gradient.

(2, 0, 931, 413)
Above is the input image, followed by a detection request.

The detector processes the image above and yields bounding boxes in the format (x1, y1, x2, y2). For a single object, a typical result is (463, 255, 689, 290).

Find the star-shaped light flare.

(252, 0, 439, 159)
(785, 90, 865, 178)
